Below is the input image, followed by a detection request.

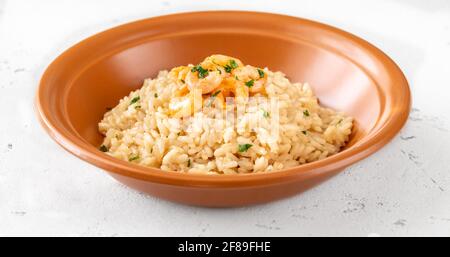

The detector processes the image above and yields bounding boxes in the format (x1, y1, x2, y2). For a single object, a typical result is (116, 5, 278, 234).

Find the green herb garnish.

(230, 59, 238, 68)
(303, 110, 310, 117)
(191, 65, 209, 78)
(216, 68, 222, 74)
(129, 155, 139, 161)
(238, 144, 253, 153)
(245, 79, 254, 88)
(206, 90, 221, 107)
(235, 75, 239, 81)
(262, 109, 270, 118)
(130, 96, 140, 105)
(257, 68, 265, 78)
(154, 93, 158, 98)
(224, 59, 239, 73)
(187, 159, 191, 167)
(135, 105, 141, 109)
(302, 131, 307, 135)
(181, 79, 185, 84)
(211, 90, 221, 97)
(99, 145, 108, 152)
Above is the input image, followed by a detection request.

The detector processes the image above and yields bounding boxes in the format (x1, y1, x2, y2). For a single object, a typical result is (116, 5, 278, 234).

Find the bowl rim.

(35, 10, 411, 188)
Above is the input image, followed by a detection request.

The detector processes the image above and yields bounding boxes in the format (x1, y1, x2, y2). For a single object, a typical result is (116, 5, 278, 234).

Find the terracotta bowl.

(36, 11, 410, 207)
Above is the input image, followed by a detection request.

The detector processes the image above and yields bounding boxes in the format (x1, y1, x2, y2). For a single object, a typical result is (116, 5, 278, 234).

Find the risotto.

(98, 55, 353, 174)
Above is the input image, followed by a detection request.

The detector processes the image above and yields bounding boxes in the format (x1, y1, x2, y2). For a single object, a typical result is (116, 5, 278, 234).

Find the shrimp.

(185, 66, 223, 94)
(169, 87, 203, 118)
(218, 77, 238, 97)
(169, 66, 191, 96)
(204, 90, 225, 109)
(168, 55, 262, 117)
(174, 83, 189, 97)
(184, 55, 245, 94)
(232, 65, 266, 94)
(234, 81, 249, 105)
(215, 77, 249, 105)
(202, 54, 244, 70)
(169, 66, 189, 84)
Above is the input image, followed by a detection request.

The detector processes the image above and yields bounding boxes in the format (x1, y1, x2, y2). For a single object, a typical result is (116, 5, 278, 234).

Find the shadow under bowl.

(36, 11, 410, 207)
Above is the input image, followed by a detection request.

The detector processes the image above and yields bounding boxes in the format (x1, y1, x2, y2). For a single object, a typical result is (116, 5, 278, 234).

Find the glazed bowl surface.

(36, 11, 410, 206)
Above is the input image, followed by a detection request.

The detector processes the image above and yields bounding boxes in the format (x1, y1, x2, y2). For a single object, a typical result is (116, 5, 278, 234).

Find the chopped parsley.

(303, 110, 310, 117)
(129, 155, 139, 161)
(99, 145, 108, 152)
(238, 144, 253, 153)
(134, 105, 141, 109)
(211, 90, 221, 97)
(206, 90, 221, 107)
(235, 75, 239, 81)
(130, 96, 140, 105)
(187, 159, 191, 167)
(257, 68, 265, 78)
(224, 59, 238, 73)
(154, 93, 158, 98)
(216, 68, 222, 74)
(230, 59, 238, 68)
(337, 119, 343, 125)
(245, 79, 255, 88)
(191, 65, 209, 78)
(262, 109, 270, 118)
(180, 79, 185, 84)
(302, 131, 307, 135)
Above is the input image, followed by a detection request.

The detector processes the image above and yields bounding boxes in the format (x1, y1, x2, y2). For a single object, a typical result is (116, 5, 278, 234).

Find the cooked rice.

(98, 56, 353, 174)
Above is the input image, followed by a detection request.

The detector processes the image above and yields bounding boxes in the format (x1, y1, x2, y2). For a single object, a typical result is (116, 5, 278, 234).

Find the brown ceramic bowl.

(36, 11, 410, 207)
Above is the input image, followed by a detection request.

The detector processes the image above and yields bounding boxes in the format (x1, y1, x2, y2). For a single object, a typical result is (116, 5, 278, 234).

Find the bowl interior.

(66, 33, 380, 149)
(38, 12, 410, 183)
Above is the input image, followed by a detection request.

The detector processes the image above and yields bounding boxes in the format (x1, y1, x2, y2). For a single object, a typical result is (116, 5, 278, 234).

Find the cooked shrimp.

(202, 54, 243, 70)
(169, 66, 189, 83)
(232, 65, 266, 94)
(168, 55, 263, 116)
(174, 83, 189, 97)
(212, 77, 249, 105)
(169, 87, 203, 118)
(218, 77, 238, 97)
(234, 81, 250, 105)
(169, 66, 191, 96)
(203, 90, 226, 109)
(185, 66, 223, 94)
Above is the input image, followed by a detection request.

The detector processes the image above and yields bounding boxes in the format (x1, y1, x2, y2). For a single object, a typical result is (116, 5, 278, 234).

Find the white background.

(1, 0, 450, 236)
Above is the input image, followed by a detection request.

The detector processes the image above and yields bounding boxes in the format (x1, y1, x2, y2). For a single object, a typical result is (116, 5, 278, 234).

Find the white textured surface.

(1, 0, 450, 236)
